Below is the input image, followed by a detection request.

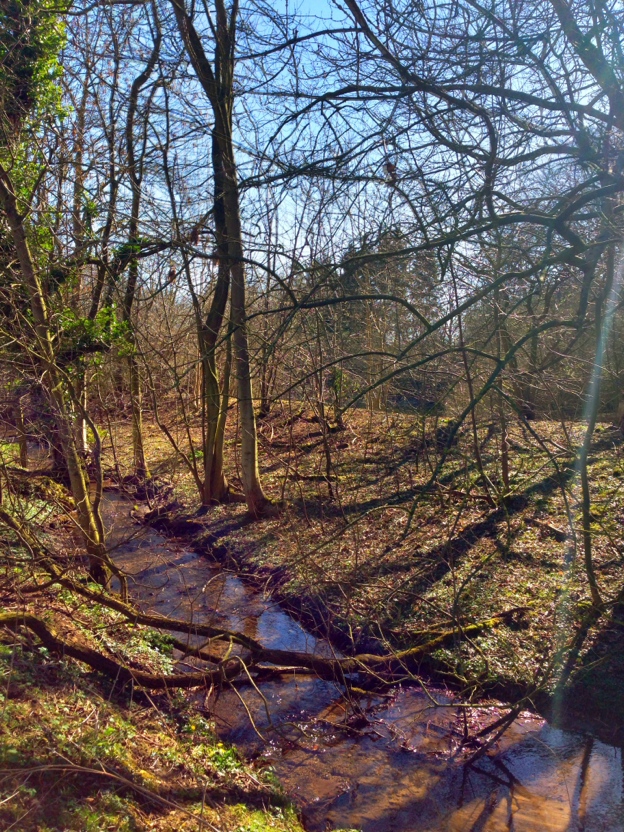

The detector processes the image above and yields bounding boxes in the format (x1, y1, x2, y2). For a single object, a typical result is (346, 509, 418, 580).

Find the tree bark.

(170, 0, 270, 516)
(122, 15, 161, 481)
(219, 148, 269, 514)
(199, 128, 232, 504)
(0, 166, 111, 585)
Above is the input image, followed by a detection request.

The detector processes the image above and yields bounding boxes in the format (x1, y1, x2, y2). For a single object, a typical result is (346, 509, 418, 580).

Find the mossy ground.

(0, 625, 303, 831)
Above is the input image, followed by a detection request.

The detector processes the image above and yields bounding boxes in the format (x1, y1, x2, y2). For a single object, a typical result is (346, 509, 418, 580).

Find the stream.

(103, 491, 624, 832)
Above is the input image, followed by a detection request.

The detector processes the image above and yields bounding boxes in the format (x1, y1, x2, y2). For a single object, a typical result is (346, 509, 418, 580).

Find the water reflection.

(104, 493, 624, 832)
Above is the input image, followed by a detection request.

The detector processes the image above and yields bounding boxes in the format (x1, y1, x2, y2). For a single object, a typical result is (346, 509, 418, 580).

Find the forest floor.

(0, 464, 305, 830)
(0, 621, 303, 832)
(104, 404, 624, 738)
(2, 405, 624, 828)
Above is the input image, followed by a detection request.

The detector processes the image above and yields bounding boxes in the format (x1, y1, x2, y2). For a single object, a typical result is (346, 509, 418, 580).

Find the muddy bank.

(142, 501, 624, 747)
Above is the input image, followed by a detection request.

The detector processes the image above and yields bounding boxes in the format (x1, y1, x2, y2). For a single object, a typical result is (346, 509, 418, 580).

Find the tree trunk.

(198, 129, 233, 504)
(206, 320, 232, 501)
(200, 342, 229, 504)
(170, 0, 271, 515)
(494, 284, 511, 494)
(129, 353, 149, 479)
(14, 396, 28, 469)
(219, 147, 269, 514)
(122, 21, 160, 482)
(0, 167, 110, 585)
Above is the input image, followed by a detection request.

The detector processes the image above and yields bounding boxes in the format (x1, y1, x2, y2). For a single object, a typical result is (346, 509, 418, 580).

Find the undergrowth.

(0, 529, 304, 831)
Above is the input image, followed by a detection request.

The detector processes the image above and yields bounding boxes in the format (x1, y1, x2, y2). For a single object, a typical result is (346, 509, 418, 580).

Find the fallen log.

(0, 604, 520, 688)
(0, 506, 525, 687)
(0, 612, 246, 690)
(34, 555, 525, 677)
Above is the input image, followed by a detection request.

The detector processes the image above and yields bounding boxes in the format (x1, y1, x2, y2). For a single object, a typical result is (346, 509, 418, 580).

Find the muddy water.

(103, 492, 624, 832)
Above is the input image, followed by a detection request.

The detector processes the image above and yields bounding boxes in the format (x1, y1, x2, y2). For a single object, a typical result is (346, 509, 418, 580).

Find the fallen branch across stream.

(0, 599, 522, 689)
(0, 504, 527, 689)
(0, 612, 246, 690)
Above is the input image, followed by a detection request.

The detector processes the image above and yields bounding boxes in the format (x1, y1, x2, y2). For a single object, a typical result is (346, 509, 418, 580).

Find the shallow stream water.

(103, 491, 624, 832)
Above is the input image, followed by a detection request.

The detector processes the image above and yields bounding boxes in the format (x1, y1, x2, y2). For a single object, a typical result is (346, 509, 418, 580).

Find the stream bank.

(142, 498, 624, 747)
(102, 413, 624, 746)
(104, 490, 624, 832)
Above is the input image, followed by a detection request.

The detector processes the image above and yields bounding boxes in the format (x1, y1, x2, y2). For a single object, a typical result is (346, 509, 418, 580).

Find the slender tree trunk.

(577, 249, 616, 609)
(220, 160, 269, 514)
(211, 320, 232, 498)
(71, 68, 89, 302)
(451, 269, 494, 503)
(88, 28, 122, 323)
(259, 206, 276, 418)
(15, 396, 28, 469)
(123, 255, 149, 479)
(78, 372, 89, 457)
(494, 285, 510, 494)
(310, 316, 334, 498)
(170, 0, 270, 515)
(0, 168, 110, 585)
(122, 19, 160, 481)
(201, 339, 229, 503)
(129, 353, 148, 478)
(197, 128, 232, 505)
(523, 294, 539, 419)
(124, 254, 148, 479)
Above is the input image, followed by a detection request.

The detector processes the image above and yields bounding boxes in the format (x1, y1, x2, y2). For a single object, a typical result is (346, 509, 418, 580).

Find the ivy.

(55, 307, 132, 367)
(0, 0, 65, 134)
